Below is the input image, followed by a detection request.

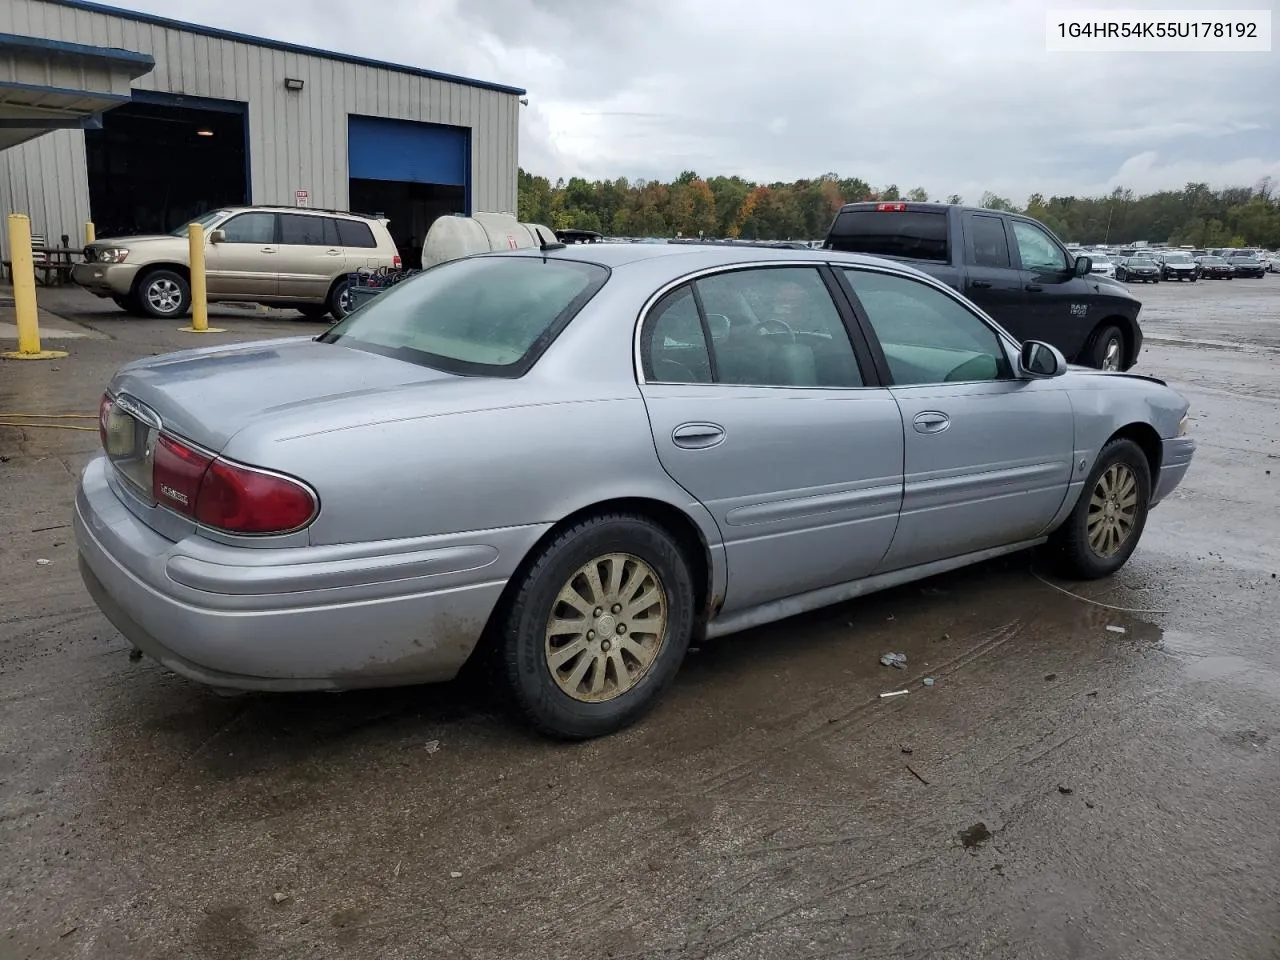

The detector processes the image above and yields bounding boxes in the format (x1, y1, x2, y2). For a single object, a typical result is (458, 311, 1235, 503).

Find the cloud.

(106, 0, 1277, 203)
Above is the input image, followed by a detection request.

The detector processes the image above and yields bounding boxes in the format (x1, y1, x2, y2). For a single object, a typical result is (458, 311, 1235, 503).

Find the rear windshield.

(318, 256, 608, 377)
(825, 209, 949, 262)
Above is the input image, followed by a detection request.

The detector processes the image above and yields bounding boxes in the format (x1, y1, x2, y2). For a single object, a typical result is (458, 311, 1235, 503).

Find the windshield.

(1201, 257, 1226, 264)
(1091, 257, 1112, 264)
(1163, 254, 1192, 263)
(318, 255, 609, 377)
(1129, 258, 1155, 266)
(170, 210, 231, 237)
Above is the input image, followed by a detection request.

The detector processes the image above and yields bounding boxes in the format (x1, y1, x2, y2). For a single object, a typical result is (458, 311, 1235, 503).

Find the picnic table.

(2, 235, 82, 286)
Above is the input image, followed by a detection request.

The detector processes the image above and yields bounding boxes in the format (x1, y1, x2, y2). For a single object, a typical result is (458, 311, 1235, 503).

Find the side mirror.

(1073, 255, 1092, 276)
(208, 229, 226, 244)
(1019, 340, 1067, 378)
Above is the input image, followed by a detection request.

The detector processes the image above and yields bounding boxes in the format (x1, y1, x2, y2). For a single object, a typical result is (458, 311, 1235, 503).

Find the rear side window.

(318, 256, 608, 377)
(967, 214, 1011, 268)
(336, 219, 377, 248)
(642, 286, 712, 384)
(280, 214, 327, 246)
(825, 209, 949, 262)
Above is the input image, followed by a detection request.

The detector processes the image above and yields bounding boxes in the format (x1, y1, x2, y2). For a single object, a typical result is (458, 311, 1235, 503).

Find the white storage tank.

(422, 213, 557, 268)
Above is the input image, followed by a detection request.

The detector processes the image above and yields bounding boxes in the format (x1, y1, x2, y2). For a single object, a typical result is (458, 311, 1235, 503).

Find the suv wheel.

(328, 279, 353, 320)
(136, 270, 190, 319)
(297, 304, 331, 322)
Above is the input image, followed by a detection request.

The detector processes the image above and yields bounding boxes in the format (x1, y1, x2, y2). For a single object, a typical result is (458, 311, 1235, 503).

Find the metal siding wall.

(0, 0, 519, 249)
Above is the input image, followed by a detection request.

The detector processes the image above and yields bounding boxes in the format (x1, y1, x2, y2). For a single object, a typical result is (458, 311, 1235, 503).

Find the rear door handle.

(260, 247, 277, 254)
(970, 280, 992, 289)
(672, 422, 725, 449)
(912, 411, 950, 434)
(1025, 284, 1043, 292)
(325, 249, 343, 256)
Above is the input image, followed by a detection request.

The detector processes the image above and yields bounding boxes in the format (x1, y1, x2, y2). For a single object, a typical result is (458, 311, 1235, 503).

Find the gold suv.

(72, 206, 401, 320)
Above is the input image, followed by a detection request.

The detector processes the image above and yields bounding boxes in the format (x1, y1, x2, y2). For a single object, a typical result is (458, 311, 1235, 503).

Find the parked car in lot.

(1116, 257, 1160, 283)
(1227, 253, 1266, 278)
(1157, 252, 1198, 282)
(1195, 255, 1234, 279)
(823, 202, 1143, 371)
(75, 243, 1195, 738)
(1089, 255, 1117, 278)
(72, 206, 401, 320)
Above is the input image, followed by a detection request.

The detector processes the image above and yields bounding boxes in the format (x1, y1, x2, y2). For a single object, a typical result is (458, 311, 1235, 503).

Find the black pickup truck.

(823, 202, 1143, 370)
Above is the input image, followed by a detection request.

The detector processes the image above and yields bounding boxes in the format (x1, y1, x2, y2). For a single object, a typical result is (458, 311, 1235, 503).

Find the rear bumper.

(74, 456, 543, 691)
(1152, 436, 1195, 506)
(71, 262, 139, 297)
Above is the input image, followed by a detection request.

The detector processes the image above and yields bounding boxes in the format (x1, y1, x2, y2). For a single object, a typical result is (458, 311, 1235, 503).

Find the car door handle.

(325, 249, 343, 256)
(260, 247, 277, 254)
(1025, 284, 1043, 292)
(672, 422, 725, 449)
(970, 280, 992, 289)
(912, 411, 950, 434)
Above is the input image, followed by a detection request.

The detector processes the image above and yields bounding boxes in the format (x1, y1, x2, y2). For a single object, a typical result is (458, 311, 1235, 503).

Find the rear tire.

(1087, 324, 1125, 371)
(135, 269, 190, 319)
(1047, 438, 1152, 580)
(498, 513, 695, 739)
(328, 278, 353, 320)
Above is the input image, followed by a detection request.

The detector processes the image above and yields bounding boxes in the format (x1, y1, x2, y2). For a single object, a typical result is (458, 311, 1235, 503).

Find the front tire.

(135, 269, 190, 319)
(499, 514, 696, 739)
(1048, 438, 1152, 579)
(1088, 324, 1125, 371)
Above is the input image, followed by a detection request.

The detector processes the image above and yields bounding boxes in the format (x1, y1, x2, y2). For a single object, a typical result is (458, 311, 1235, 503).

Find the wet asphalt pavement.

(2, 278, 1278, 959)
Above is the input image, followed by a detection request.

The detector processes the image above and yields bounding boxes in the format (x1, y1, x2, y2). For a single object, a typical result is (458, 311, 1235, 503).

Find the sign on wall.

(294, 189, 310, 208)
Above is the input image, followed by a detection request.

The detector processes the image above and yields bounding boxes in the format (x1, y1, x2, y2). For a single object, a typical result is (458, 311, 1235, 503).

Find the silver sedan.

(75, 243, 1196, 739)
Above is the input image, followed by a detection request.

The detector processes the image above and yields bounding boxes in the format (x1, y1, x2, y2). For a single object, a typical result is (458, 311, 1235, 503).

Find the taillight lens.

(195, 459, 317, 534)
(876, 202, 908, 212)
(392, 254, 402, 269)
(98, 393, 112, 449)
(149, 433, 317, 535)
(153, 434, 213, 516)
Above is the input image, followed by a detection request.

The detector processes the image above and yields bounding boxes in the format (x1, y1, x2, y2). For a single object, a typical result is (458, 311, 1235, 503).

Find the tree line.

(517, 169, 1280, 249)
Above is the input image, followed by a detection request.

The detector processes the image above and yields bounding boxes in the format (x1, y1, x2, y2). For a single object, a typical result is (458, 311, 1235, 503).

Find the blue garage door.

(347, 115, 469, 187)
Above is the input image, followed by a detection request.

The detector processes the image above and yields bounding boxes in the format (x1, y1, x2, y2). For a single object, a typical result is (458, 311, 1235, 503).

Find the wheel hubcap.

(146, 279, 181, 314)
(1102, 337, 1121, 371)
(544, 553, 668, 703)
(337, 287, 351, 315)
(1087, 462, 1139, 558)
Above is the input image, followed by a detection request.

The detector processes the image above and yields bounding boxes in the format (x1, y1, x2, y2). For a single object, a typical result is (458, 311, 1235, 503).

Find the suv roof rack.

(233, 204, 382, 220)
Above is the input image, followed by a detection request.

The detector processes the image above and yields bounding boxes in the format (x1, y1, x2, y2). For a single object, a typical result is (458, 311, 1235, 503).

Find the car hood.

(91, 235, 186, 251)
(1164, 262, 1194, 268)
(110, 338, 472, 451)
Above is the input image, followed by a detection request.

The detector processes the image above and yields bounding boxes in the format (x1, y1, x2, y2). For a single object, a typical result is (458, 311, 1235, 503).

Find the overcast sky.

(113, 0, 1277, 203)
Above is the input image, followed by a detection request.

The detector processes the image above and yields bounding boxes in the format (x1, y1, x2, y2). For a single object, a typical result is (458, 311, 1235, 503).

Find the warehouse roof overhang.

(0, 32, 154, 150)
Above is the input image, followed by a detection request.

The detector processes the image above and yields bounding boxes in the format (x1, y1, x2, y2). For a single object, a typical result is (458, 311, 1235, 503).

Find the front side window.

(842, 269, 1010, 385)
(219, 212, 276, 245)
(171, 209, 230, 238)
(1011, 220, 1068, 272)
(319, 256, 608, 377)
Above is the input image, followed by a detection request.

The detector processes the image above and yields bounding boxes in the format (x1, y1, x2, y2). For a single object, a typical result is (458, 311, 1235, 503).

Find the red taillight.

(875, 202, 908, 212)
(392, 254, 402, 268)
(150, 434, 317, 535)
(98, 393, 112, 449)
(153, 434, 213, 517)
(195, 458, 317, 534)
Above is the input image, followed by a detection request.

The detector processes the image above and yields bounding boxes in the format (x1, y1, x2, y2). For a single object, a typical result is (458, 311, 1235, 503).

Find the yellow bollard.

(181, 222, 224, 334)
(84, 221, 95, 245)
(2, 213, 67, 361)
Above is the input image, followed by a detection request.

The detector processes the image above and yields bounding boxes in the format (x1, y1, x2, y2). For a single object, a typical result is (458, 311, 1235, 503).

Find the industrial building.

(0, 0, 524, 266)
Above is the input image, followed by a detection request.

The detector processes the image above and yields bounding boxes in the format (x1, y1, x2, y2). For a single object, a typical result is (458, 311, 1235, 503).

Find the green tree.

(906, 186, 929, 202)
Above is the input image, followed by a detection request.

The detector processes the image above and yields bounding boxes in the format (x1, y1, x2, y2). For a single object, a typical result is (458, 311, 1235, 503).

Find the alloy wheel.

(1087, 462, 1139, 558)
(544, 553, 668, 703)
(1101, 337, 1122, 371)
(146, 278, 182, 315)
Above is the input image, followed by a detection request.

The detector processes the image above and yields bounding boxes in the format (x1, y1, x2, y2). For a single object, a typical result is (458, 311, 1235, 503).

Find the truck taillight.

(875, 202, 908, 212)
(151, 434, 318, 535)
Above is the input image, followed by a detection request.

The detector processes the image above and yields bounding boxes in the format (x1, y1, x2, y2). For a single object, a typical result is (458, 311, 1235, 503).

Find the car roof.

(495, 241, 935, 277)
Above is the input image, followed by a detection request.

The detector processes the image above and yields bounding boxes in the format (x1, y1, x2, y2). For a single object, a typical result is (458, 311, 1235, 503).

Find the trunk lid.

(108, 337, 459, 451)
